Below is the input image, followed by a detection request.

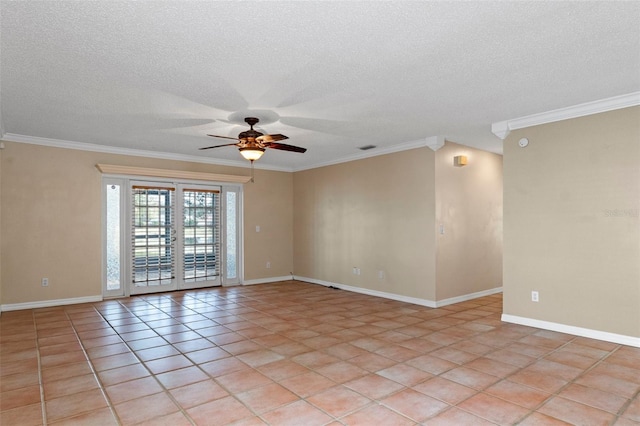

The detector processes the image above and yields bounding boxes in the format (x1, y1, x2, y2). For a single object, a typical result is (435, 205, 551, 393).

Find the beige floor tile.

(412, 376, 477, 405)
(484, 379, 551, 409)
(340, 403, 415, 426)
(48, 406, 118, 425)
(216, 368, 273, 393)
(440, 366, 500, 390)
(104, 376, 164, 404)
(424, 407, 496, 425)
(43, 374, 100, 400)
(458, 392, 531, 424)
(0, 385, 41, 411)
(1, 403, 43, 425)
(156, 365, 209, 389)
(1, 371, 40, 393)
(516, 412, 575, 425)
(381, 388, 449, 422)
(262, 400, 333, 426)
(3, 283, 640, 426)
(539, 396, 616, 425)
(113, 392, 180, 424)
(131, 410, 193, 426)
(169, 379, 229, 409)
(279, 371, 336, 398)
(621, 396, 640, 422)
(97, 363, 151, 386)
(558, 383, 629, 414)
(236, 382, 298, 414)
(144, 354, 193, 374)
(45, 388, 108, 423)
(307, 385, 371, 417)
(186, 395, 254, 425)
(344, 373, 405, 399)
(257, 359, 310, 381)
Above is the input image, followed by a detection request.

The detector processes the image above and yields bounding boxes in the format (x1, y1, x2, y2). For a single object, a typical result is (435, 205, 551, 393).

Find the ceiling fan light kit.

(200, 116, 306, 163)
(239, 147, 265, 161)
(199, 116, 307, 182)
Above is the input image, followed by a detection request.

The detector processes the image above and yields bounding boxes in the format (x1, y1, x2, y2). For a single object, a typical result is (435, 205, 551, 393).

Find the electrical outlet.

(42, 278, 49, 287)
(531, 291, 539, 302)
(378, 270, 385, 280)
(266, 261, 271, 269)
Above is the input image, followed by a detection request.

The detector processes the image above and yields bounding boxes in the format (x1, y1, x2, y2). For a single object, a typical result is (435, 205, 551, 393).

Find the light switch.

(256, 225, 260, 233)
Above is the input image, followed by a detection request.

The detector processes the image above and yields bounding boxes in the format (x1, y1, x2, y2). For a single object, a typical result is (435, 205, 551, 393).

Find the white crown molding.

(0, 86, 4, 138)
(293, 138, 431, 172)
(502, 314, 640, 348)
(491, 122, 511, 140)
(3, 132, 441, 173)
(425, 135, 446, 151)
(1, 133, 294, 172)
(492, 91, 640, 140)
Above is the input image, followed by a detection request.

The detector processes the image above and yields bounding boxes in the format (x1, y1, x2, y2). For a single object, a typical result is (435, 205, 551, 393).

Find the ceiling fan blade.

(256, 133, 289, 143)
(199, 142, 240, 150)
(264, 142, 307, 153)
(206, 134, 240, 141)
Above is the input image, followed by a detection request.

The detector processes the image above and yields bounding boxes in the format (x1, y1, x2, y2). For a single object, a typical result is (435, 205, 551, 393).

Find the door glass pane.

(226, 191, 237, 280)
(106, 183, 121, 291)
(132, 187, 175, 286)
(183, 189, 219, 282)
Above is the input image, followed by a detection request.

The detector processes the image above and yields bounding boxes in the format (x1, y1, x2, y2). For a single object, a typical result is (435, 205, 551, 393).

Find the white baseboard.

(435, 287, 504, 307)
(242, 276, 293, 286)
(1, 295, 103, 312)
(294, 276, 502, 308)
(502, 314, 640, 348)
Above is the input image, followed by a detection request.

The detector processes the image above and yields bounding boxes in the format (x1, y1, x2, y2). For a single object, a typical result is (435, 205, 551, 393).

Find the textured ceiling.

(2, 1, 639, 171)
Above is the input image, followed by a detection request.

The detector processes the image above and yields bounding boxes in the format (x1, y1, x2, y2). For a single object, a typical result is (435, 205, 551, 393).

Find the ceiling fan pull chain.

(250, 160, 255, 183)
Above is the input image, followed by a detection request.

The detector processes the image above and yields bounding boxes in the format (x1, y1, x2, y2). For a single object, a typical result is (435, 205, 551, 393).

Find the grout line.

(7, 285, 637, 426)
(93, 298, 199, 425)
(33, 310, 48, 426)
(64, 306, 123, 425)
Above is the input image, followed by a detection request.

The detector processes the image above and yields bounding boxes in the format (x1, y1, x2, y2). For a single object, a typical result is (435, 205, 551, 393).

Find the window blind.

(131, 186, 176, 286)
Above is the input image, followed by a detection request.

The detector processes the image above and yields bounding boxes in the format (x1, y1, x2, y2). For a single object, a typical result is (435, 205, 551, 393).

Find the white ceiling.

(2, 1, 639, 171)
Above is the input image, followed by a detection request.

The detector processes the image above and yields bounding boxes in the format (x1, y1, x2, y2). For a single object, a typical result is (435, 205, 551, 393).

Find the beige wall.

(293, 148, 438, 300)
(292, 144, 504, 303)
(0, 142, 293, 305)
(0, 144, 3, 309)
(243, 168, 294, 281)
(503, 106, 640, 337)
(1, 138, 503, 308)
(435, 142, 503, 300)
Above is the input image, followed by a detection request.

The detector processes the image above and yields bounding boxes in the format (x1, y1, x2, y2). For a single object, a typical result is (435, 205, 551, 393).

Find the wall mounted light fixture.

(453, 155, 468, 167)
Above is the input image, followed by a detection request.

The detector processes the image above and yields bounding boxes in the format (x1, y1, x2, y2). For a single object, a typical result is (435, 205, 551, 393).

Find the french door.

(103, 178, 241, 297)
(180, 186, 222, 290)
(131, 183, 177, 294)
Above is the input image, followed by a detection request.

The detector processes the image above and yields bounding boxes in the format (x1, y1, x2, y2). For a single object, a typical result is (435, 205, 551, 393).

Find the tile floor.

(1, 281, 639, 425)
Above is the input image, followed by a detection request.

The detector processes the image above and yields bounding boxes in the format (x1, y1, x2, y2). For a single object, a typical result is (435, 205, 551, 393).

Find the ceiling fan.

(200, 117, 307, 162)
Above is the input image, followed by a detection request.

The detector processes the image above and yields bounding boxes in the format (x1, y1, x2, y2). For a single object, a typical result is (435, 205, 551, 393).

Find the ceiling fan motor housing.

(239, 117, 263, 142)
(238, 129, 263, 141)
(244, 117, 260, 127)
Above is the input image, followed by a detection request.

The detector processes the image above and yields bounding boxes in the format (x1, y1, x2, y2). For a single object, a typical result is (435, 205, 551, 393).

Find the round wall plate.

(518, 138, 529, 147)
